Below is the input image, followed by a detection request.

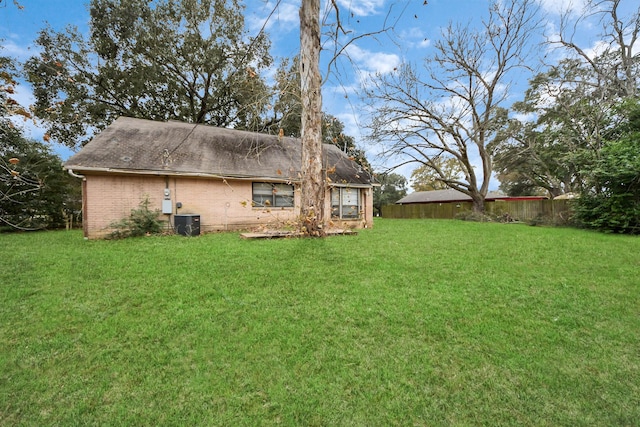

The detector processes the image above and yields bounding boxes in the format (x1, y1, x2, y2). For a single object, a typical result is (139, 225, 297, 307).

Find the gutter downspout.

(67, 169, 85, 179)
(67, 169, 88, 238)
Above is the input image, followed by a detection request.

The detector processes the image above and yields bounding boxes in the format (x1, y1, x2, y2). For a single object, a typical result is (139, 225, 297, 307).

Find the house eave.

(64, 165, 373, 188)
(329, 182, 373, 189)
(63, 165, 302, 183)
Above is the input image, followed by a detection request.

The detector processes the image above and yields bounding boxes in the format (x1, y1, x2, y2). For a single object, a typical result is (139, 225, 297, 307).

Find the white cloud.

(9, 83, 35, 109)
(1, 39, 36, 61)
(535, 0, 589, 16)
(345, 44, 400, 75)
(335, 0, 387, 17)
(335, 111, 362, 140)
(544, 21, 561, 43)
(513, 112, 537, 123)
(272, 2, 300, 26)
(246, 1, 299, 34)
(398, 27, 431, 49)
(400, 27, 424, 40)
(583, 39, 610, 59)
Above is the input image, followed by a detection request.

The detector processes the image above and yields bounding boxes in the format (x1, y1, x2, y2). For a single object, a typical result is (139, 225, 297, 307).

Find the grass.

(1, 219, 639, 426)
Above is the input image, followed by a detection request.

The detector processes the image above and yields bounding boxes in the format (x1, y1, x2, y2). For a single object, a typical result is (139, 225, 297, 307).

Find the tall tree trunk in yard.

(471, 196, 485, 214)
(299, 0, 325, 236)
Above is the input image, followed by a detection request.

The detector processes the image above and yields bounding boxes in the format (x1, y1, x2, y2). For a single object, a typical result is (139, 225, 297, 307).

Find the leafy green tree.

(1, 121, 81, 230)
(1, 47, 82, 231)
(25, 0, 271, 149)
(495, 170, 546, 197)
(263, 57, 302, 138)
(322, 114, 371, 172)
(496, 1, 640, 198)
(1, 48, 31, 121)
(411, 158, 463, 192)
(573, 99, 640, 234)
(373, 172, 407, 216)
(495, 57, 622, 198)
(265, 56, 370, 171)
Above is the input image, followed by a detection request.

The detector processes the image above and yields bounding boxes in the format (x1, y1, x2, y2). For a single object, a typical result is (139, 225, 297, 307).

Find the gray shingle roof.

(396, 189, 510, 204)
(64, 117, 372, 186)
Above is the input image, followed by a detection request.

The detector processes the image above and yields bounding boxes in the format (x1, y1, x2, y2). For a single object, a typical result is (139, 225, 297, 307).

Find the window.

(331, 187, 360, 219)
(252, 183, 294, 208)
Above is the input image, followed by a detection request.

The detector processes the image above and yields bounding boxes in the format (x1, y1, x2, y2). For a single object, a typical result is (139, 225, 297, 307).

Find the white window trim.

(331, 187, 361, 219)
(252, 182, 295, 208)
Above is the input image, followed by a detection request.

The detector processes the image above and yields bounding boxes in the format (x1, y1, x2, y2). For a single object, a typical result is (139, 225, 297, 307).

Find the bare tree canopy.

(363, 0, 540, 212)
(549, 0, 639, 98)
(495, 0, 640, 198)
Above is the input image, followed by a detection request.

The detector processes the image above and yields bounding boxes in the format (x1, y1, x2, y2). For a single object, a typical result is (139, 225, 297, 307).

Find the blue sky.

(1, 0, 633, 189)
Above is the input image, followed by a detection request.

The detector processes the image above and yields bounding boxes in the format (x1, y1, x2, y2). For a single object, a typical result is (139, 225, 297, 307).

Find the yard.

(1, 219, 639, 426)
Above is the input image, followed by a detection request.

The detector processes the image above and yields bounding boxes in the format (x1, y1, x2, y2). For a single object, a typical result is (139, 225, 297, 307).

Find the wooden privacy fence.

(382, 199, 572, 223)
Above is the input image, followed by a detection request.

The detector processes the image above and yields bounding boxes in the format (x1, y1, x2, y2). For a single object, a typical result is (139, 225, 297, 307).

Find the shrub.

(527, 213, 552, 227)
(108, 197, 164, 239)
(573, 193, 640, 234)
(573, 101, 640, 234)
(455, 210, 494, 222)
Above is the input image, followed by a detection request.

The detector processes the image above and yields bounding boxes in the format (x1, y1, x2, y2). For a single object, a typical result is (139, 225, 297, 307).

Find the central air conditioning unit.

(174, 214, 200, 236)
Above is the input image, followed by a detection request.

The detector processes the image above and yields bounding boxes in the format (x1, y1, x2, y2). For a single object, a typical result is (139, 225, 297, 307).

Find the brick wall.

(82, 173, 374, 238)
(83, 174, 301, 238)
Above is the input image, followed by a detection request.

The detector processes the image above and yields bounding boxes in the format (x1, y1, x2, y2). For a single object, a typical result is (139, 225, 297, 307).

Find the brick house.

(64, 117, 375, 238)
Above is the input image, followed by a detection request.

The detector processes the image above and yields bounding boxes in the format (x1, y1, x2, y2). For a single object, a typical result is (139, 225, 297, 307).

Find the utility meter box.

(174, 214, 200, 236)
(162, 199, 173, 214)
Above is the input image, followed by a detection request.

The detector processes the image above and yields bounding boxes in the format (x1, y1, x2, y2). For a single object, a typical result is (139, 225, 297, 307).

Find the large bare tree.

(551, 0, 638, 98)
(364, 0, 540, 212)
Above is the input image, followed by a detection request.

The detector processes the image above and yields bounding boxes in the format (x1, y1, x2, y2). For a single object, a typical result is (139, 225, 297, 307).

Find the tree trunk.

(548, 187, 563, 198)
(299, 0, 325, 236)
(471, 194, 485, 213)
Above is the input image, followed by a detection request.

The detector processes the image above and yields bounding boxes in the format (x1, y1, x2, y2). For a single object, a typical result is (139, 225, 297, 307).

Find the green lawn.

(1, 219, 639, 426)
